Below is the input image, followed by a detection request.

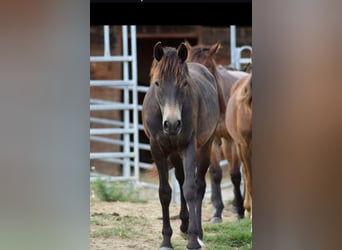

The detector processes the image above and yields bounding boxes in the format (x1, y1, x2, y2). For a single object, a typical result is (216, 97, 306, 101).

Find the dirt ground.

(90, 183, 238, 250)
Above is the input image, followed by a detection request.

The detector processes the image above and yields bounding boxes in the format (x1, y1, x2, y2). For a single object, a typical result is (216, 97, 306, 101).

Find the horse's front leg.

(195, 139, 212, 242)
(169, 154, 189, 236)
(151, 144, 173, 249)
(181, 139, 201, 250)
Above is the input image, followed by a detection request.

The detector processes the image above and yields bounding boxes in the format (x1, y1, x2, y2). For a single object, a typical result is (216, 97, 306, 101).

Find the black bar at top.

(90, 2, 252, 26)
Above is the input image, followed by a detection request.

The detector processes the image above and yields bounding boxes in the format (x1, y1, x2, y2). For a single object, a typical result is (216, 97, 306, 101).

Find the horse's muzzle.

(163, 119, 182, 135)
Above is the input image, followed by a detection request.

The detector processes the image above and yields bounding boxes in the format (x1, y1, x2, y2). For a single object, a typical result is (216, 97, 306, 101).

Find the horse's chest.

(157, 133, 190, 153)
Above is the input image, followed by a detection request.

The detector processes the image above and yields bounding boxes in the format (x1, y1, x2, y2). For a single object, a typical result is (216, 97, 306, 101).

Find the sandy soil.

(90, 184, 237, 250)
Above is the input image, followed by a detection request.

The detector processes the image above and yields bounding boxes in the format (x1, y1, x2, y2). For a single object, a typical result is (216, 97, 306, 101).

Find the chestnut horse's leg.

(181, 138, 202, 250)
(151, 143, 173, 249)
(222, 137, 245, 219)
(209, 139, 224, 223)
(240, 144, 252, 219)
(169, 153, 189, 236)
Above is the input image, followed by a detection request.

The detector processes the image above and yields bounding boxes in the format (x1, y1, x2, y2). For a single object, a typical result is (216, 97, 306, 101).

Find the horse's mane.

(150, 47, 189, 84)
(186, 43, 227, 116)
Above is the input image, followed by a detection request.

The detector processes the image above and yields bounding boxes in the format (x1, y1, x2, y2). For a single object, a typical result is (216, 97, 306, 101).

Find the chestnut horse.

(142, 42, 220, 250)
(225, 73, 252, 219)
(186, 41, 249, 220)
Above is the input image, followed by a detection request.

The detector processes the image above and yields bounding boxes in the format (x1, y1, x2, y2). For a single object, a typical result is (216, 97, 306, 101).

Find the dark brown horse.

(186, 41, 249, 220)
(142, 42, 220, 249)
(225, 73, 252, 219)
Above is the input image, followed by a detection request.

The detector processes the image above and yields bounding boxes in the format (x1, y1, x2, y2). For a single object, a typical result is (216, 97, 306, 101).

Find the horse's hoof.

(210, 217, 222, 224)
(180, 231, 189, 240)
(197, 238, 205, 248)
(185, 238, 205, 250)
(160, 247, 173, 250)
(244, 210, 252, 220)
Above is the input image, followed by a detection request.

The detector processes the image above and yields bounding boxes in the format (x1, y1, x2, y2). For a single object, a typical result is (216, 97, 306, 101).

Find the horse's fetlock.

(162, 227, 173, 237)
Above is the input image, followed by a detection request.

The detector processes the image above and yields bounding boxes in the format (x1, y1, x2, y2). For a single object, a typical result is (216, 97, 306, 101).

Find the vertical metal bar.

(130, 25, 140, 181)
(122, 25, 130, 178)
(104, 25, 110, 57)
(230, 25, 236, 69)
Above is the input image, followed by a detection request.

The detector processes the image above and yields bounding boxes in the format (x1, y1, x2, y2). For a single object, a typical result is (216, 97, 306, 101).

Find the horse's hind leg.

(209, 141, 224, 223)
(222, 138, 245, 219)
(170, 154, 189, 236)
(241, 145, 252, 220)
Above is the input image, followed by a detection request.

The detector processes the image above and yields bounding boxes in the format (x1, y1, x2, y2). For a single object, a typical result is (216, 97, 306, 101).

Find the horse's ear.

(183, 40, 192, 50)
(177, 43, 188, 63)
(210, 41, 221, 55)
(153, 41, 164, 61)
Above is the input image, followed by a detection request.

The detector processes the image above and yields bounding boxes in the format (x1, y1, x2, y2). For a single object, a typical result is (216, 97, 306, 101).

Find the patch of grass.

(91, 227, 135, 238)
(204, 219, 252, 250)
(90, 213, 147, 239)
(91, 178, 147, 203)
(90, 217, 104, 226)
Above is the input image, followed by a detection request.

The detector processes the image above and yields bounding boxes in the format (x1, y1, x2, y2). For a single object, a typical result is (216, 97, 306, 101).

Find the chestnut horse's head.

(185, 41, 221, 78)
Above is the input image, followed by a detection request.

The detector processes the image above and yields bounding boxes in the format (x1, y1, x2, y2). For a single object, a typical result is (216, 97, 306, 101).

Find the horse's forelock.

(151, 47, 189, 85)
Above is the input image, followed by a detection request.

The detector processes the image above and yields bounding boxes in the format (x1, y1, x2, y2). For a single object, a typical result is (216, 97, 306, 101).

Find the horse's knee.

(183, 184, 196, 202)
(159, 185, 172, 204)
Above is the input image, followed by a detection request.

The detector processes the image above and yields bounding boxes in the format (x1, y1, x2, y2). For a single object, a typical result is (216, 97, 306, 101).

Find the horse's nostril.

(163, 120, 169, 130)
(176, 120, 182, 129)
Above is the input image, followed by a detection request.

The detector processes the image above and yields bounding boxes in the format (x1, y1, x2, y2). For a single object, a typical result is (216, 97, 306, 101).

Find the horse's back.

(226, 69, 249, 80)
(217, 67, 249, 103)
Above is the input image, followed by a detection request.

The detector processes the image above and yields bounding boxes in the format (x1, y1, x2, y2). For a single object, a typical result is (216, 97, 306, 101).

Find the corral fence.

(90, 25, 251, 202)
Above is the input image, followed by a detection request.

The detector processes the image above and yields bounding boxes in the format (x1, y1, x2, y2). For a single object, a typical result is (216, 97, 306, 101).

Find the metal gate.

(90, 25, 251, 201)
(90, 25, 140, 182)
(90, 25, 160, 191)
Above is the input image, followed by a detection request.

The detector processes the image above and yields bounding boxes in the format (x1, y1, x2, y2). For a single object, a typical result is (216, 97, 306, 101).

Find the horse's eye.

(183, 81, 188, 87)
(154, 81, 160, 87)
